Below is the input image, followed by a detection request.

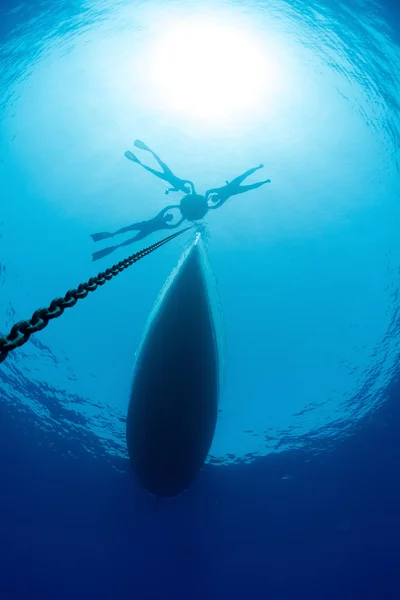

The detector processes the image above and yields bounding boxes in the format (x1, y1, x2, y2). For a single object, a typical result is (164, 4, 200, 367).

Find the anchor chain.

(0, 226, 192, 363)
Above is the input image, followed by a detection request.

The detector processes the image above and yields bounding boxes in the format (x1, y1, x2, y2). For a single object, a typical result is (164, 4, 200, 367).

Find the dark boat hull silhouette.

(126, 239, 219, 497)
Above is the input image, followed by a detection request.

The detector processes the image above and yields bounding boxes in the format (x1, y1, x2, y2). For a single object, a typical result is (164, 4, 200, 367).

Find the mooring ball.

(180, 194, 208, 221)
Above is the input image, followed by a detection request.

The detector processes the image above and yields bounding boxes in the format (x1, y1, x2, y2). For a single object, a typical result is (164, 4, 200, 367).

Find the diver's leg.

(140, 164, 169, 181)
(136, 144, 174, 177)
(125, 150, 168, 181)
(91, 219, 148, 241)
(133, 141, 171, 177)
(132, 140, 173, 176)
(150, 153, 174, 176)
(92, 217, 147, 241)
(235, 179, 271, 195)
(133, 163, 169, 183)
(114, 221, 146, 236)
(92, 231, 149, 262)
(118, 230, 148, 246)
(230, 164, 264, 186)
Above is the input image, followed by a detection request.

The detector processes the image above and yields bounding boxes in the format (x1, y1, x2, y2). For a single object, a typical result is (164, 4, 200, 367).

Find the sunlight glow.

(144, 17, 285, 123)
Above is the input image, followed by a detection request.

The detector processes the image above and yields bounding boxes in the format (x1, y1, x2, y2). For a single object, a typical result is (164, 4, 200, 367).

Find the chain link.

(0, 226, 193, 363)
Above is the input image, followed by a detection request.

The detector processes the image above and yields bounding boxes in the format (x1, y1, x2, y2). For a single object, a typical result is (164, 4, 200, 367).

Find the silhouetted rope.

(0, 226, 193, 364)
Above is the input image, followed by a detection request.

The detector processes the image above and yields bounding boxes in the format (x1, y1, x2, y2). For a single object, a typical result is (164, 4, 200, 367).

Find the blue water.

(1, 0, 400, 597)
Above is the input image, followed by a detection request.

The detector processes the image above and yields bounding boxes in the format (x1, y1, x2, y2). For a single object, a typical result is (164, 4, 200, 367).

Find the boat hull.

(126, 243, 219, 497)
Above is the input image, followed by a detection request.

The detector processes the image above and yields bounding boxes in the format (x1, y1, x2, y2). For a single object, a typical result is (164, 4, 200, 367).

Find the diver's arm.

(205, 187, 221, 201)
(207, 196, 222, 209)
(160, 205, 180, 214)
(183, 180, 196, 194)
(158, 205, 182, 225)
(206, 190, 220, 205)
(166, 217, 185, 229)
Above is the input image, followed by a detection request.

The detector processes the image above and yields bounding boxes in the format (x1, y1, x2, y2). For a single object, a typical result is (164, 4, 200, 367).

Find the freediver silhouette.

(125, 140, 196, 195)
(205, 164, 271, 209)
(91, 205, 184, 261)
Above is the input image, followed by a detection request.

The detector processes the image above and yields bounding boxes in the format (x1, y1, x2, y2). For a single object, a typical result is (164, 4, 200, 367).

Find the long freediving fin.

(92, 245, 118, 262)
(124, 151, 140, 163)
(133, 139, 151, 152)
(90, 232, 114, 242)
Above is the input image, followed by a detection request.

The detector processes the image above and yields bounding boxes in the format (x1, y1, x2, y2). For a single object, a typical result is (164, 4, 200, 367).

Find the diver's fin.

(92, 245, 117, 262)
(124, 151, 140, 163)
(133, 139, 151, 152)
(90, 232, 114, 242)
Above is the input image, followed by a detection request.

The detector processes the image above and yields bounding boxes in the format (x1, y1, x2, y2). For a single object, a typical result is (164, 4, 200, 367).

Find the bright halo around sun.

(143, 17, 283, 124)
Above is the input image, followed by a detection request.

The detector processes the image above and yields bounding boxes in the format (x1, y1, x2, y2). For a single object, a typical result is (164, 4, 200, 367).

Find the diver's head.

(165, 213, 174, 222)
(182, 184, 192, 194)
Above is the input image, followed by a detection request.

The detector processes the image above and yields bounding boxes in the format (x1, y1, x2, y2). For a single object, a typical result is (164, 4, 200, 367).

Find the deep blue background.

(1, 372, 400, 599)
